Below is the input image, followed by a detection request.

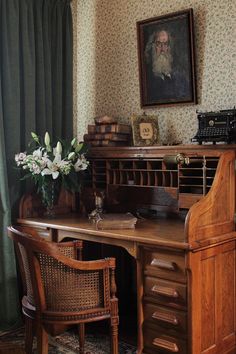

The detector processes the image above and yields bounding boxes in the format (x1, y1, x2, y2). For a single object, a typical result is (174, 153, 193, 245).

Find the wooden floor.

(0, 343, 25, 354)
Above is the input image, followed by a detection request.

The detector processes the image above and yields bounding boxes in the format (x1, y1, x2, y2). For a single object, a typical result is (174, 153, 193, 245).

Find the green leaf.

(75, 143, 83, 153)
(20, 173, 32, 181)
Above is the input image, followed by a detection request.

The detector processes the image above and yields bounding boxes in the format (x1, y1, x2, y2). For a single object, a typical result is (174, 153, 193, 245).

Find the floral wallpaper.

(72, 0, 236, 144)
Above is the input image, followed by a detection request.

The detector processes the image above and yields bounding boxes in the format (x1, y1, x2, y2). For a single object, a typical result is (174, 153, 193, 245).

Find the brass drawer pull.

(153, 338, 179, 352)
(151, 258, 176, 270)
(152, 311, 179, 325)
(151, 285, 179, 298)
(134, 153, 144, 159)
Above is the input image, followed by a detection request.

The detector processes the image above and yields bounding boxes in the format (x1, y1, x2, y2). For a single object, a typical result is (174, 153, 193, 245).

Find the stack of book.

(83, 116, 131, 147)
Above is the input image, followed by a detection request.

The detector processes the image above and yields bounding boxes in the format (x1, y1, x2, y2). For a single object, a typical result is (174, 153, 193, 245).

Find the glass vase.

(41, 180, 60, 217)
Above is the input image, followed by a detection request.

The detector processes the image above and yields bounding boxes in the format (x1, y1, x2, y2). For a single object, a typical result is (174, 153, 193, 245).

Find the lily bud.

(44, 132, 50, 146)
(56, 141, 62, 154)
(71, 137, 77, 147)
(68, 152, 75, 160)
(31, 132, 39, 143)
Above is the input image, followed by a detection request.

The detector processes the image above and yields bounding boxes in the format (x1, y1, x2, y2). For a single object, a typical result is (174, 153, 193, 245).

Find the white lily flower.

(74, 155, 89, 171)
(39, 158, 47, 169)
(41, 168, 59, 179)
(32, 148, 43, 159)
(41, 154, 62, 179)
(53, 153, 62, 164)
(41, 153, 72, 179)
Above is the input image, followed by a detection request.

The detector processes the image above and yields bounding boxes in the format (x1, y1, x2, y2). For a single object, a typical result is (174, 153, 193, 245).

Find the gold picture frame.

(131, 114, 159, 146)
(137, 9, 197, 107)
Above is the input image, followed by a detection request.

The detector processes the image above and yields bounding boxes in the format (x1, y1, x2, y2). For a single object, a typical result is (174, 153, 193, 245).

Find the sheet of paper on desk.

(95, 213, 137, 230)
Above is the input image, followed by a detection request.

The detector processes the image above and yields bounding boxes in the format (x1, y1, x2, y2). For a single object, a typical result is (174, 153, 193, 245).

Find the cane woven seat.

(8, 226, 119, 354)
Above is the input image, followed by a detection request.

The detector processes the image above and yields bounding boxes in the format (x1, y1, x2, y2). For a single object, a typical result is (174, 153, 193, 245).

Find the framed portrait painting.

(137, 9, 197, 107)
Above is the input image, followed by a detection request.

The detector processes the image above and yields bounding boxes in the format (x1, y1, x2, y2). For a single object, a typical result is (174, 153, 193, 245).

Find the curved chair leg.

(78, 323, 85, 354)
(25, 316, 34, 354)
(37, 326, 48, 354)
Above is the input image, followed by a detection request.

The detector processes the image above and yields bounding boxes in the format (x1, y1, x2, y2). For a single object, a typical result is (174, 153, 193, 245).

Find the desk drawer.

(144, 277, 187, 308)
(144, 303, 187, 333)
(143, 248, 186, 283)
(143, 326, 187, 354)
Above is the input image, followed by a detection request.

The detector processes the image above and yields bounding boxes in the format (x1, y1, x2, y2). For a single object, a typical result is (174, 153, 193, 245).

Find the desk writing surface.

(17, 214, 189, 249)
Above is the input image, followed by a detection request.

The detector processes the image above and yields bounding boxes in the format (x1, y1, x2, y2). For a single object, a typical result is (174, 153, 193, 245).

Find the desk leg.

(49, 228, 58, 242)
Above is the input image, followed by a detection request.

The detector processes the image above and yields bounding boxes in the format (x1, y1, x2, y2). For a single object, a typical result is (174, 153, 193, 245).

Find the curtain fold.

(0, 0, 73, 329)
(0, 72, 20, 328)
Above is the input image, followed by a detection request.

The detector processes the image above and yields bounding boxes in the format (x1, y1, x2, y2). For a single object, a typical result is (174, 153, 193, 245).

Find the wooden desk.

(18, 214, 236, 354)
(17, 145, 236, 354)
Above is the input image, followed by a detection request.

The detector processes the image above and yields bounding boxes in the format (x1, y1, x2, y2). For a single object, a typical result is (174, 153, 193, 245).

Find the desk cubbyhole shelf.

(91, 157, 219, 208)
(179, 157, 218, 195)
(91, 160, 107, 189)
(107, 159, 178, 188)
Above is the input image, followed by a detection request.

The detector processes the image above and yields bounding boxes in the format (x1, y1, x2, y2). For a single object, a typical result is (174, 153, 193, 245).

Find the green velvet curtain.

(0, 0, 73, 329)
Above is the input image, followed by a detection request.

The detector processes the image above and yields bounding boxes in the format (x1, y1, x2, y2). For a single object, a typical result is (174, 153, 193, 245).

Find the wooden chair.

(11, 226, 83, 353)
(8, 226, 119, 354)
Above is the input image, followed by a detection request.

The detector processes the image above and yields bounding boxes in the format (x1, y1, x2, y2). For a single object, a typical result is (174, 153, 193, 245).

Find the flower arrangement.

(15, 132, 89, 212)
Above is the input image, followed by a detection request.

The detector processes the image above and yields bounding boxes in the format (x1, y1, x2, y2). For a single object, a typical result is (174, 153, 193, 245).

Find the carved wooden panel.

(188, 241, 236, 354)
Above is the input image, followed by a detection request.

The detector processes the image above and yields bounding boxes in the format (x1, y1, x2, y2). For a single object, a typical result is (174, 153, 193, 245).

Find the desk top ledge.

(17, 215, 236, 251)
(17, 215, 190, 250)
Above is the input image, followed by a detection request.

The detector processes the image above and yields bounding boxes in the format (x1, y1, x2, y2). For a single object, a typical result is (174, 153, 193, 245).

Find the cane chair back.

(13, 226, 83, 307)
(38, 255, 106, 312)
(8, 226, 119, 354)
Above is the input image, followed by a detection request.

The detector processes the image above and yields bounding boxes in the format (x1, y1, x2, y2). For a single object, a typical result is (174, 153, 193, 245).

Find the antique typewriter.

(192, 108, 236, 144)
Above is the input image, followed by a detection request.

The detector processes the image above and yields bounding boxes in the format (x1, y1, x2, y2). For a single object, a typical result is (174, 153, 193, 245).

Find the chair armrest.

(49, 251, 116, 271)
(27, 235, 115, 270)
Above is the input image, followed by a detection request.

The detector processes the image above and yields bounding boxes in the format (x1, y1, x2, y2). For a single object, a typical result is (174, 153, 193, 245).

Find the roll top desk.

(18, 145, 236, 354)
